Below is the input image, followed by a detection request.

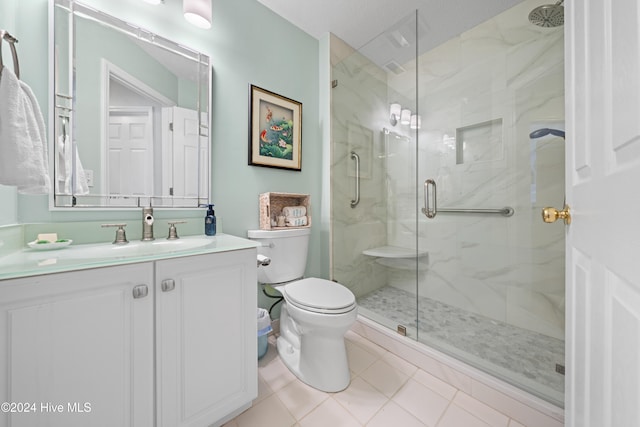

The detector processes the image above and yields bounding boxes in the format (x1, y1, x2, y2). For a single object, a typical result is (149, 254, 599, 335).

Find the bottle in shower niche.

(205, 204, 216, 236)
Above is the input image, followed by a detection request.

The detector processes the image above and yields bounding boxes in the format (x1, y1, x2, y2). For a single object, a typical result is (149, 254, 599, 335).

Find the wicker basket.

(259, 192, 311, 230)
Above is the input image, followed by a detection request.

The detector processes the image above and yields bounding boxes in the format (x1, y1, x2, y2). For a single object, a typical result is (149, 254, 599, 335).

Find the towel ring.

(0, 30, 20, 79)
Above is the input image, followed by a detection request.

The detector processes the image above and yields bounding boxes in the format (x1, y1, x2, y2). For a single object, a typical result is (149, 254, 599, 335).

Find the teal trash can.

(257, 308, 272, 359)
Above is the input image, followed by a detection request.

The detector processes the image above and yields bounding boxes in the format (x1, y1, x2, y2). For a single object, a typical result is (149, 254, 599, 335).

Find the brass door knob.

(542, 205, 571, 225)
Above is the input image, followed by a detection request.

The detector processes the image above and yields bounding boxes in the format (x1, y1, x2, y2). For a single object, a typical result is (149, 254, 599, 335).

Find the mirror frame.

(50, 0, 211, 208)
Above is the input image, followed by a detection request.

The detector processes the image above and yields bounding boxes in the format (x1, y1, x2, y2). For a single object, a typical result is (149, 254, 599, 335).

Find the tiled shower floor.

(356, 286, 564, 403)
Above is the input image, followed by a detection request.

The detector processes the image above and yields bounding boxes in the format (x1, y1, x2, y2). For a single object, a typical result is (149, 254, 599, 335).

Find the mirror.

(53, 0, 210, 207)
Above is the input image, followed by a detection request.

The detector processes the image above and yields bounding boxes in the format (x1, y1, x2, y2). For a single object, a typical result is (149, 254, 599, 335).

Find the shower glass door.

(330, 0, 565, 408)
(415, 0, 565, 406)
(330, 11, 420, 338)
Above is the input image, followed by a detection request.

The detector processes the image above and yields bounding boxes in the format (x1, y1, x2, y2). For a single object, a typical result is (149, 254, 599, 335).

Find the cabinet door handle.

(132, 284, 149, 299)
(161, 279, 175, 292)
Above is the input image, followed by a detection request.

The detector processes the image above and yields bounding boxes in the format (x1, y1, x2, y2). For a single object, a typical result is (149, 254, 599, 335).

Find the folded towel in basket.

(285, 216, 307, 227)
(282, 206, 307, 218)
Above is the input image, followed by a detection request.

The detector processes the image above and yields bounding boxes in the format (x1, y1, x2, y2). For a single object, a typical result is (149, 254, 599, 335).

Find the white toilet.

(247, 228, 357, 392)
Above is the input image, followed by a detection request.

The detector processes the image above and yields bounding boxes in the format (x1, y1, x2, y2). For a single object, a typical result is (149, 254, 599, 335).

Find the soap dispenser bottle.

(205, 204, 216, 236)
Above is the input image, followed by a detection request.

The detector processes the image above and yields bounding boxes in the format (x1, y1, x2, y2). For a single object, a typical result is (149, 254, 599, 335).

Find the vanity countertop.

(0, 233, 259, 280)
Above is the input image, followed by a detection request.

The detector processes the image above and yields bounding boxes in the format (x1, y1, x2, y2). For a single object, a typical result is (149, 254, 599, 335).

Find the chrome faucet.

(102, 223, 129, 244)
(142, 206, 155, 241)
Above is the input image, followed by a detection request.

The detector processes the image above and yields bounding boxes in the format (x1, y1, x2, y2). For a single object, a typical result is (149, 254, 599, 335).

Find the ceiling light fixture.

(184, 0, 212, 29)
(142, 0, 163, 4)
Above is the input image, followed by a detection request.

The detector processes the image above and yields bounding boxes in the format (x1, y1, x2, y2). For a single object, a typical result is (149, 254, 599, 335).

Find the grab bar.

(438, 207, 514, 216)
(0, 30, 20, 79)
(350, 151, 360, 208)
(422, 178, 514, 218)
(422, 179, 437, 218)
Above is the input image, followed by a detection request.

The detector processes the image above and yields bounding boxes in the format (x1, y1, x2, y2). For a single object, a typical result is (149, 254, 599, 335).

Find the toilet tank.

(247, 228, 310, 284)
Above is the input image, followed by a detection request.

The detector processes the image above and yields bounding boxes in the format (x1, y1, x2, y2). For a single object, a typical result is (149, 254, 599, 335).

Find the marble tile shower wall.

(331, 35, 396, 299)
(386, 0, 565, 340)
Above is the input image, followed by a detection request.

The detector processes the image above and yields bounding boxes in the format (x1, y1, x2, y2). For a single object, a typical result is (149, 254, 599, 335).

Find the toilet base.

(276, 302, 356, 392)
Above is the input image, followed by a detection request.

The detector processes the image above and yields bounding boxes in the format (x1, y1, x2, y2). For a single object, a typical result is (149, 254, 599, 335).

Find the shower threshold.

(357, 285, 564, 406)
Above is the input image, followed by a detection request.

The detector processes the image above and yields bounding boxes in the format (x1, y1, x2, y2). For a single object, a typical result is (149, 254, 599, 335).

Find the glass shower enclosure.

(330, 0, 565, 407)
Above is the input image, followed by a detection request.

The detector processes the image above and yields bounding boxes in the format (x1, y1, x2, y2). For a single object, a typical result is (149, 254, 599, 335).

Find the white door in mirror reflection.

(108, 107, 154, 200)
(164, 106, 205, 200)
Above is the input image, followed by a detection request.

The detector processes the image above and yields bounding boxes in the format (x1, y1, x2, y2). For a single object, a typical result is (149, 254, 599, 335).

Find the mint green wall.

(0, 0, 324, 278)
(178, 78, 198, 110)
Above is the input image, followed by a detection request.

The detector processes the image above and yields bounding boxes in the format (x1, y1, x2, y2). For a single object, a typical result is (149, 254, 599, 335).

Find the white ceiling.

(256, 0, 529, 54)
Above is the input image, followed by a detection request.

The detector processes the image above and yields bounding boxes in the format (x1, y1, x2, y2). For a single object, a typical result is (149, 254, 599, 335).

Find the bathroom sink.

(62, 237, 213, 260)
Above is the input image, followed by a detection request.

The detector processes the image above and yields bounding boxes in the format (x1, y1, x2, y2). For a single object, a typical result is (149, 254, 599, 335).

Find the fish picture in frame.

(249, 85, 302, 171)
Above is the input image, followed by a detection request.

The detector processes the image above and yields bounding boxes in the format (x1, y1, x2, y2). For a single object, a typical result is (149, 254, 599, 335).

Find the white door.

(171, 106, 205, 200)
(108, 107, 154, 197)
(565, 1, 640, 426)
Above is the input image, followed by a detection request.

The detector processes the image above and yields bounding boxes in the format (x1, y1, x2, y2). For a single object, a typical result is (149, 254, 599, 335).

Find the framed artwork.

(249, 85, 302, 171)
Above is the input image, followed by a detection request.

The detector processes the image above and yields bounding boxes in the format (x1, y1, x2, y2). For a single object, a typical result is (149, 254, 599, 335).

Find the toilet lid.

(284, 278, 356, 313)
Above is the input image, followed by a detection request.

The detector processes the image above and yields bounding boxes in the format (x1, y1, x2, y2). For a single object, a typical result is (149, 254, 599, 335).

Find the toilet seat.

(283, 278, 356, 314)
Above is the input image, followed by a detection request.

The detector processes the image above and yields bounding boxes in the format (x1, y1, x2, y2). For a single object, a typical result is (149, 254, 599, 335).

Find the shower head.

(529, 128, 565, 139)
(528, 0, 564, 28)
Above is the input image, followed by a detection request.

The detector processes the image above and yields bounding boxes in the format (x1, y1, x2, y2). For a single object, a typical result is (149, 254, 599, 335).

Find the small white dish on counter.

(27, 240, 73, 251)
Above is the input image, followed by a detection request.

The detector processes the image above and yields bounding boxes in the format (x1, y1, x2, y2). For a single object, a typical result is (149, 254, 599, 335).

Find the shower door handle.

(350, 151, 360, 208)
(422, 179, 437, 218)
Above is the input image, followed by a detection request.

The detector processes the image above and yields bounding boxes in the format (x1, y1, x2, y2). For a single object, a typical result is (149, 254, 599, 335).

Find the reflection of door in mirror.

(105, 63, 175, 204)
(165, 107, 202, 201)
(108, 108, 153, 201)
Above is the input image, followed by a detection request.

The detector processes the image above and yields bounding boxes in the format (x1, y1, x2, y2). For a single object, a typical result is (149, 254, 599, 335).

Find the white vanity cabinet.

(0, 263, 155, 427)
(155, 249, 257, 427)
(0, 245, 258, 427)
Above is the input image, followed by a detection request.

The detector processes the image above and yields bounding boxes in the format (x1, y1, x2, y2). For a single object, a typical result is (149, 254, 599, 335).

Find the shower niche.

(455, 118, 504, 165)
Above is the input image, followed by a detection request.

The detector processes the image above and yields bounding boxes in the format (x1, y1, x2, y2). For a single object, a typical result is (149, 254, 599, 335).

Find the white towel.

(55, 134, 65, 193)
(0, 68, 51, 194)
(282, 206, 307, 217)
(285, 216, 307, 227)
(56, 134, 89, 195)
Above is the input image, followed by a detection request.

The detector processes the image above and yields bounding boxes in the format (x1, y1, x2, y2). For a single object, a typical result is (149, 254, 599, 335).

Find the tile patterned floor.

(224, 331, 533, 427)
(357, 286, 564, 401)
